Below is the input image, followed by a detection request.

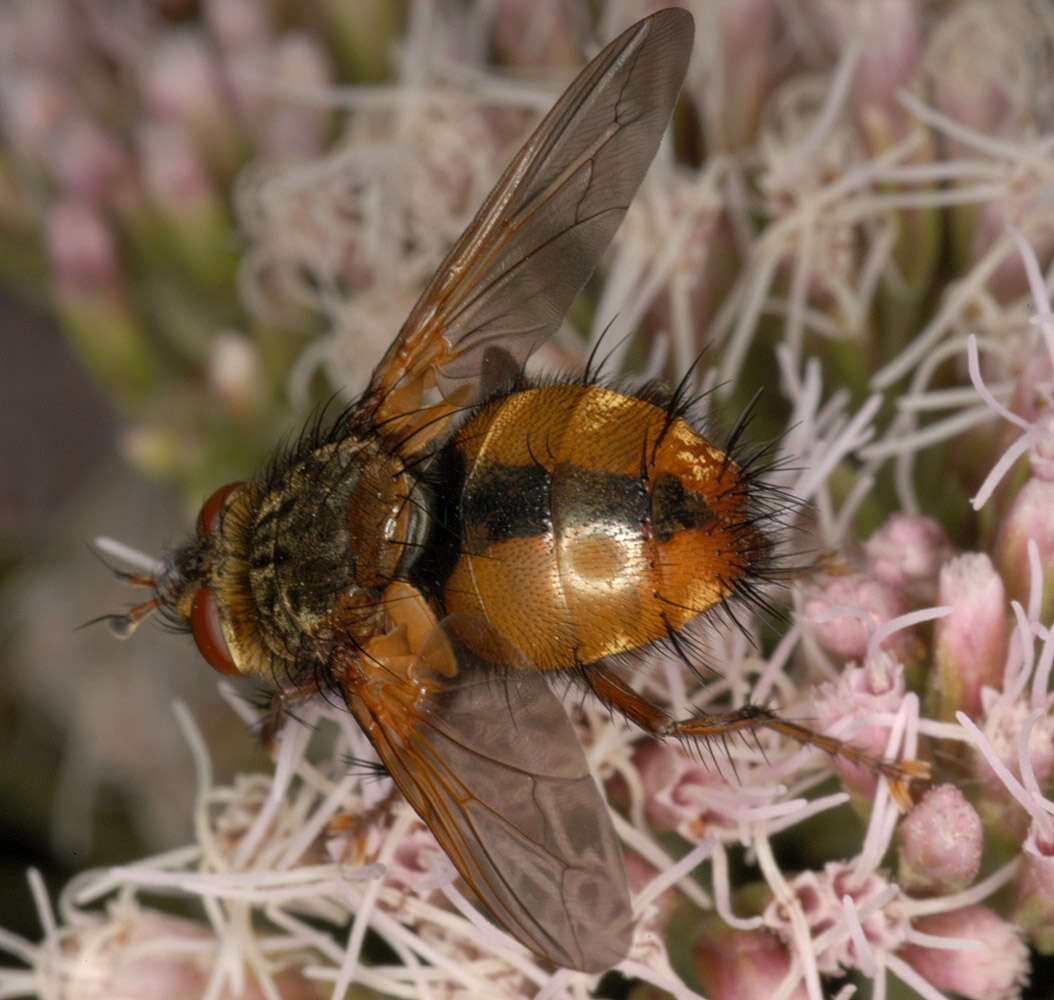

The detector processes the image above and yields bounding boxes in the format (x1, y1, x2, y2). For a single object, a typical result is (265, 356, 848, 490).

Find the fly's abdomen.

(441, 384, 765, 670)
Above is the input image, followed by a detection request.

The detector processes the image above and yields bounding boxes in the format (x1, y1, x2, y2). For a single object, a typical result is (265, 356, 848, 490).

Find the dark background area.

(0, 291, 266, 954)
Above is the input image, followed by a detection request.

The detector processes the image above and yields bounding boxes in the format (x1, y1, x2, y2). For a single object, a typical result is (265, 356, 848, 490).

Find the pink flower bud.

(260, 33, 333, 159)
(712, 0, 781, 149)
(142, 29, 243, 175)
(930, 553, 1008, 721)
(1011, 823, 1054, 951)
(864, 513, 954, 603)
(4, 0, 81, 70)
(223, 45, 272, 128)
(489, 0, 578, 67)
(897, 784, 982, 895)
(136, 124, 236, 294)
(205, 0, 273, 51)
(927, 3, 1052, 280)
(62, 906, 317, 1000)
(818, 3, 940, 309)
(694, 923, 809, 1000)
(900, 905, 1028, 1000)
(1007, 349, 1054, 428)
(926, 4, 1027, 159)
(46, 199, 121, 294)
(852, 2, 920, 103)
(144, 31, 228, 131)
(50, 118, 134, 204)
(73, 908, 212, 1000)
(828, 0, 922, 149)
(974, 691, 1054, 842)
(46, 199, 157, 399)
(0, 74, 72, 165)
(967, 198, 1054, 303)
(803, 573, 911, 662)
(995, 476, 1054, 615)
(139, 124, 216, 210)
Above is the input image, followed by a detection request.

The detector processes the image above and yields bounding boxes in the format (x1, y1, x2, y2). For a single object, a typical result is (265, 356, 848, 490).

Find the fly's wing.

(365, 9, 694, 443)
(349, 624, 631, 972)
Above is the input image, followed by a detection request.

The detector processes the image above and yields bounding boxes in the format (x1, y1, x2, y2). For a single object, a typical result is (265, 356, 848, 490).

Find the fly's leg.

(327, 782, 403, 865)
(258, 679, 326, 751)
(585, 666, 928, 808)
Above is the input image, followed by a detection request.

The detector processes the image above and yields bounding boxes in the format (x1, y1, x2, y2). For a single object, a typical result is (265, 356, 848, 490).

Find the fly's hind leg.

(585, 665, 928, 808)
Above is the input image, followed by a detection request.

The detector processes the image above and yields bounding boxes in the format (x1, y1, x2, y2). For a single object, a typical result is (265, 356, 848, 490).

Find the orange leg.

(585, 666, 928, 808)
(328, 781, 403, 864)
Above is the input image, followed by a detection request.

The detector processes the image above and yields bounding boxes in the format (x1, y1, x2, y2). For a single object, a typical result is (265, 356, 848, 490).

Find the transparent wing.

(349, 624, 631, 972)
(366, 9, 694, 441)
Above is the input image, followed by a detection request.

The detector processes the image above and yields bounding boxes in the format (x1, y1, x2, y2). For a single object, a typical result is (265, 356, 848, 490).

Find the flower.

(3, 3, 1054, 998)
(899, 905, 1029, 1000)
(930, 553, 1008, 721)
(897, 784, 983, 895)
(864, 513, 954, 604)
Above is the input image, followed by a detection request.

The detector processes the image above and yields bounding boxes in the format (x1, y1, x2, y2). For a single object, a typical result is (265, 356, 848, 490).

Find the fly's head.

(162, 479, 270, 680)
(101, 476, 291, 684)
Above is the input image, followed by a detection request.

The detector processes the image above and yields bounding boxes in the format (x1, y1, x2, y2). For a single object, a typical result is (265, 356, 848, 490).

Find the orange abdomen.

(438, 384, 763, 669)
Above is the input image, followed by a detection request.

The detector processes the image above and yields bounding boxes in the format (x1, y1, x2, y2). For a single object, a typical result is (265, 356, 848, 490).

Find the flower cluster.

(3, 1, 1054, 998)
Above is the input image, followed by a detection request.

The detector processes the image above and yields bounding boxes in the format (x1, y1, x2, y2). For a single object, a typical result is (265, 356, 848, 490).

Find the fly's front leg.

(257, 679, 326, 752)
(586, 666, 928, 808)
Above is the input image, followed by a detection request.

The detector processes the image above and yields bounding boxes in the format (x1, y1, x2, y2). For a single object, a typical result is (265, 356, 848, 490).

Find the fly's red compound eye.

(196, 482, 243, 538)
(190, 587, 239, 675)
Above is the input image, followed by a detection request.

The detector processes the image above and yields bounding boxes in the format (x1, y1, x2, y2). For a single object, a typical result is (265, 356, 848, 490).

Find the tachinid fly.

(103, 8, 926, 972)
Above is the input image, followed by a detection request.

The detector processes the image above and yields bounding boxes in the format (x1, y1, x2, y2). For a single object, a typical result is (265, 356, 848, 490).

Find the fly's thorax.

(245, 434, 419, 671)
(172, 432, 423, 682)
